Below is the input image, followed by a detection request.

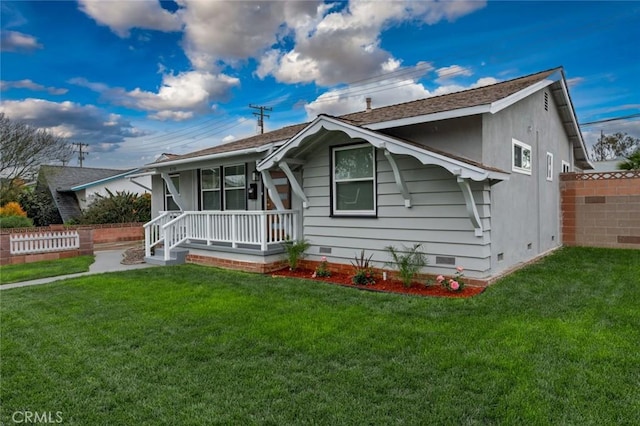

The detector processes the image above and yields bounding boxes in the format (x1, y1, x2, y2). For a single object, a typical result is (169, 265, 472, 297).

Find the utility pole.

(249, 104, 272, 134)
(73, 142, 89, 167)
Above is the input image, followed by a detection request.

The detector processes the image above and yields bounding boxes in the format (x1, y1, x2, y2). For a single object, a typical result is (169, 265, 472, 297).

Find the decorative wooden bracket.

(384, 149, 412, 208)
(161, 172, 186, 211)
(456, 176, 483, 237)
(260, 170, 286, 211)
(279, 160, 309, 209)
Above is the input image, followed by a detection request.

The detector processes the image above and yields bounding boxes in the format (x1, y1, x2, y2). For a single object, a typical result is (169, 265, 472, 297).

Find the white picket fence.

(10, 231, 80, 255)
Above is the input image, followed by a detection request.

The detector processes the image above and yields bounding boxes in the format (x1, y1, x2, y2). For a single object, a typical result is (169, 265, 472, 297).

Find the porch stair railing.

(143, 210, 182, 258)
(147, 210, 299, 262)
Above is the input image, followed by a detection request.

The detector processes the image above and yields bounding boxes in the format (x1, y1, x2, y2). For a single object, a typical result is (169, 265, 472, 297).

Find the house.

(144, 67, 593, 284)
(37, 165, 151, 223)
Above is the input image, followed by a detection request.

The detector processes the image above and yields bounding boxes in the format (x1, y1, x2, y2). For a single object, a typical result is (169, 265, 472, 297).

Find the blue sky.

(1, 0, 639, 169)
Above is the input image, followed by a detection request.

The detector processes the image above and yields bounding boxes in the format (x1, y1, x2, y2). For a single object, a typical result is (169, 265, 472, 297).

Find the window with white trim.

(332, 144, 376, 216)
(561, 161, 571, 173)
(164, 174, 180, 211)
(201, 168, 221, 210)
(512, 139, 532, 175)
(546, 152, 554, 181)
(224, 164, 246, 210)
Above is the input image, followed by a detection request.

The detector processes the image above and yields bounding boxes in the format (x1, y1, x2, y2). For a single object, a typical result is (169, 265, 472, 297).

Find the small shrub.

(314, 256, 331, 277)
(282, 239, 310, 270)
(0, 215, 33, 228)
(351, 250, 376, 285)
(436, 266, 466, 292)
(0, 201, 27, 217)
(384, 244, 428, 287)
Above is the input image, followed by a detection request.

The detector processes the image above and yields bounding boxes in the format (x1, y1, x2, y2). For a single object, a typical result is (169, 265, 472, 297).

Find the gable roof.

(152, 67, 591, 170)
(38, 165, 134, 222)
(257, 114, 509, 182)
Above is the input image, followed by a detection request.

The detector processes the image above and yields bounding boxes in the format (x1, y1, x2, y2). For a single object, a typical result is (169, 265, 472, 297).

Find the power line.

(580, 113, 640, 126)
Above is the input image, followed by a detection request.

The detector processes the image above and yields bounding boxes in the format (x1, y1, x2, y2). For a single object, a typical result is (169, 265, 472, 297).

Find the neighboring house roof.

(38, 165, 134, 222)
(152, 67, 592, 170)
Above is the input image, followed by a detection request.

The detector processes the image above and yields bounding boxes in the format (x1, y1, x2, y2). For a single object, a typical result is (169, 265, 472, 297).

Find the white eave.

(257, 115, 509, 182)
(146, 142, 284, 170)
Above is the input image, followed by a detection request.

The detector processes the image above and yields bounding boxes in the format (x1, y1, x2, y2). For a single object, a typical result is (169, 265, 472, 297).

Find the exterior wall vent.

(544, 91, 549, 111)
(319, 246, 332, 254)
(436, 256, 456, 265)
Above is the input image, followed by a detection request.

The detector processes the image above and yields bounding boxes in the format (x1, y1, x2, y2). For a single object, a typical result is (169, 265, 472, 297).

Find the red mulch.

(270, 268, 485, 298)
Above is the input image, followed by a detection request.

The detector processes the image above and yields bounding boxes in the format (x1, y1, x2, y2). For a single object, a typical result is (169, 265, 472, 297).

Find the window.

(201, 168, 221, 210)
(224, 164, 246, 210)
(561, 161, 571, 173)
(332, 144, 376, 216)
(512, 139, 532, 175)
(546, 152, 554, 181)
(164, 174, 180, 211)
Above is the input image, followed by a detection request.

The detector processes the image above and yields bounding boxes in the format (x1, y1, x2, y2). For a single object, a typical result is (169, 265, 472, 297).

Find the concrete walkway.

(0, 249, 157, 290)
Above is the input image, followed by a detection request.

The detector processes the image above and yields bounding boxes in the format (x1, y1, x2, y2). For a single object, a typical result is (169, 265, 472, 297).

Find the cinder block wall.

(561, 171, 640, 249)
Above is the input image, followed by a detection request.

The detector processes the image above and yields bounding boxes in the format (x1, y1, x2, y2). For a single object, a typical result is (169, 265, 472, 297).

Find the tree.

(0, 113, 74, 203)
(617, 148, 640, 170)
(590, 131, 640, 161)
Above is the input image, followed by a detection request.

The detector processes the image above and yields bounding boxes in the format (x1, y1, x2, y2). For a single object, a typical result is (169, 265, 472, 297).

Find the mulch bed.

(271, 268, 485, 298)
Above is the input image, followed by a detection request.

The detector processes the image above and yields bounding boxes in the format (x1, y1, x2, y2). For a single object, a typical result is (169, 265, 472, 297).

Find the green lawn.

(1, 247, 638, 425)
(0, 255, 95, 284)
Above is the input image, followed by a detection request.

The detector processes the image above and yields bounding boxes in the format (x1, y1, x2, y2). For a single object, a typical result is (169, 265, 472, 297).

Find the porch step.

(144, 248, 189, 266)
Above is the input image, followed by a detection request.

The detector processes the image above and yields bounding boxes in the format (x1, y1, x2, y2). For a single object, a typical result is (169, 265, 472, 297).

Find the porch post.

(260, 211, 268, 251)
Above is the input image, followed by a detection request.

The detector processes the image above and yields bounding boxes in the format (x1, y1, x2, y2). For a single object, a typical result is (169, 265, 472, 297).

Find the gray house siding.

(301, 138, 492, 279)
(483, 88, 571, 274)
(383, 115, 483, 161)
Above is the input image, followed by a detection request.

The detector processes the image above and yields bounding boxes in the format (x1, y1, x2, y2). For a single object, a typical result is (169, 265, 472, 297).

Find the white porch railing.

(10, 231, 80, 255)
(144, 211, 182, 257)
(145, 210, 299, 261)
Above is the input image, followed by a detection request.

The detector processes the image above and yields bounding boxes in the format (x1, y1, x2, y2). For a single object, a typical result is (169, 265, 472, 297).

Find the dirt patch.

(271, 268, 485, 298)
(121, 247, 146, 265)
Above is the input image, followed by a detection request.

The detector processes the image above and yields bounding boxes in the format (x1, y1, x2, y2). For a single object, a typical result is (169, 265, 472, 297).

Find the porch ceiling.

(257, 115, 509, 182)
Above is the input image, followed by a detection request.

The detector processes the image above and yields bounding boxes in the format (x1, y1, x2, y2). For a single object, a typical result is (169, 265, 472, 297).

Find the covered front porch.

(144, 209, 299, 265)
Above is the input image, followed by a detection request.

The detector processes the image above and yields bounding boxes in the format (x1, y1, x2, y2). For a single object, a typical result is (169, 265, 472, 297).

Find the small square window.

(512, 139, 532, 175)
(561, 161, 571, 173)
(546, 152, 553, 181)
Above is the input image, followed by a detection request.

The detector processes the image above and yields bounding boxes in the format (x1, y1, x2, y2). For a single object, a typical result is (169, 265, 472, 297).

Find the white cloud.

(0, 30, 42, 52)
(77, 0, 182, 37)
(71, 70, 239, 121)
(436, 65, 473, 81)
(0, 98, 143, 146)
(258, 0, 486, 87)
(567, 77, 585, 88)
(433, 76, 499, 96)
(304, 63, 434, 118)
(305, 69, 499, 119)
(0, 79, 67, 95)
